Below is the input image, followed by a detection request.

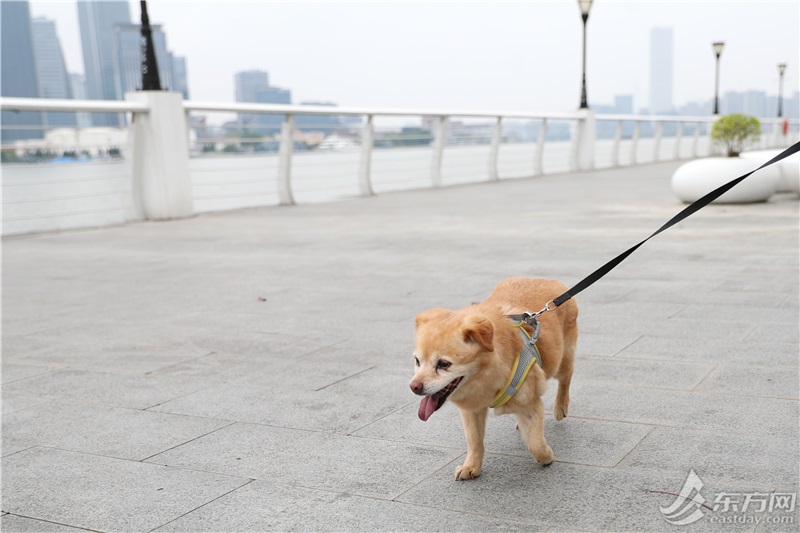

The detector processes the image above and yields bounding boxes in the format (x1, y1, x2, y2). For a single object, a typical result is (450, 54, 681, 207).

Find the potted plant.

(671, 113, 779, 204)
(710, 113, 761, 157)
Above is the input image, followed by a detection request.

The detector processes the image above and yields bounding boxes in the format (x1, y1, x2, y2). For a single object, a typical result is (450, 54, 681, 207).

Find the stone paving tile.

(617, 335, 800, 367)
(3, 370, 213, 410)
(550, 381, 799, 438)
(622, 288, 791, 308)
(145, 422, 463, 500)
(674, 304, 798, 324)
(586, 316, 756, 342)
(3, 402, 231, 461)
(746, 323, 800, 344)
(150, 367, 413, 434)
(154, 479, 544, 532)
(1, 335, 57, 361)
(1, 363, 55, 384)
(715, 279, 800, 294)
(1, 514, 94, 532)
(779, 291, 799, 309)
(574, 332, 641, 356)
(396, 454, 759, 532)
(573, 356, 713, 390)
(579, 300, 687, 322)
(301, 330, 418, 368)
(146, 350, 373, 391)
(5, 321, 212, 375)
(618, 426, 799, 488)
(695, 365, 799, 400)
(182, 327, 339, 360)
(1, 393, 50, 417)
(1, 447, 250, 533)
(352, 402, 654, 468)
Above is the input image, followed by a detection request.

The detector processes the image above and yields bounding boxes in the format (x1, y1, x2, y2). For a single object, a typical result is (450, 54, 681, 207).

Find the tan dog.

(409, 277, 578, 480)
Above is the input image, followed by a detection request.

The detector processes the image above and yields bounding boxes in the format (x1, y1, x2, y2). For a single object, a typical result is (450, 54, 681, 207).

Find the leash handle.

(551, 141, 800, 308)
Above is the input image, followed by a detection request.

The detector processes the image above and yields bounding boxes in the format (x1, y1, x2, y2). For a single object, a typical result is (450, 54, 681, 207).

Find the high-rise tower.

(77, 0, 131, 126)
(31, 17, 76, 128)
(1, 0, 43, 142)
(649, 27, 674, 114)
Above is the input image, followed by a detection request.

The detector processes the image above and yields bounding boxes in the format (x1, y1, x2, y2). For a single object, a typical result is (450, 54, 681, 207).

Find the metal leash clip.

(506, 299, 556, 327)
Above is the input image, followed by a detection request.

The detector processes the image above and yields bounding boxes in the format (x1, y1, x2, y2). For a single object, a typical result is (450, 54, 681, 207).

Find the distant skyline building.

(614, 94, 634, 114)
(234, 69, 292, 134)
(235, 70, 269, 103)
(172, 56, 189, 99)
(113, 23, 174, 96)
(31, 17, 76, 128)
(649, 27, 674, 114)
(1, 0, 43, 143)
(69, 73, 92, 128)
(77, 0, 131, 126)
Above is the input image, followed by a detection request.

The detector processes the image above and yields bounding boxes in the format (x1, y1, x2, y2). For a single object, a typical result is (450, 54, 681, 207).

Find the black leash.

(548, 141, 800, 309)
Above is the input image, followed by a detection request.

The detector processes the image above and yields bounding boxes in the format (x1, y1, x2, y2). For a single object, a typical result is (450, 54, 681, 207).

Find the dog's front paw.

(553, 402, 568, 421)
(532, 444, 554, 466)
(455, 464, 481, 480)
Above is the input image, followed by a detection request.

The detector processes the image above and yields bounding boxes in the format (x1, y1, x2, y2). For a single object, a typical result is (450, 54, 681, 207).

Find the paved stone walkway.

(2, 161, 798, 532)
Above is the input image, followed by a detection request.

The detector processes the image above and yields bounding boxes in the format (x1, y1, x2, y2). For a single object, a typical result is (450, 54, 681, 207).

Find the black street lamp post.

(140, 0, 162, 91)
(777, 63, 787, 118)
(712, 41, 724, 115)
(578, 0, 593, 109)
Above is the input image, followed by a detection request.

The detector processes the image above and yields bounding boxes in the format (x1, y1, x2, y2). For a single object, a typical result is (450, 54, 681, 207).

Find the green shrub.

(710, 114, 761, 157)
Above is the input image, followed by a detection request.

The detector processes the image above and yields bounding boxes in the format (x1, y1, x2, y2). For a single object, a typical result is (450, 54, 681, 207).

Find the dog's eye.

(436, 360, 451, 370)
(414, 357, 420, 367)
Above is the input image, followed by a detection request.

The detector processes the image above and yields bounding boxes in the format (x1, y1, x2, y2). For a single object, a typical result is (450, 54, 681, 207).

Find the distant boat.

(316, 135, 358, 151)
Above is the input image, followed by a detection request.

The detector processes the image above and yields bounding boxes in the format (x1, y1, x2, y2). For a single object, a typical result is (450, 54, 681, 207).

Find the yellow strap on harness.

(488, 322, 540, 409)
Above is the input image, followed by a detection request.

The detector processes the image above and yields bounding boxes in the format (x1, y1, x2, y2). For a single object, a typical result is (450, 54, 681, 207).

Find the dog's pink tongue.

(418, 395, 438, 421)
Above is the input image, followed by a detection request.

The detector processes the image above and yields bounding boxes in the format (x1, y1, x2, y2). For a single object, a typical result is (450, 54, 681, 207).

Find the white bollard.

(570, 109, 595, 171)
(125, 91, 194, 220)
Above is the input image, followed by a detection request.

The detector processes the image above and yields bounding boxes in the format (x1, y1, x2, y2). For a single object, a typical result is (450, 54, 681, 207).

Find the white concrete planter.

(671, 157, 780, 204)
(739, 149, 800, 195)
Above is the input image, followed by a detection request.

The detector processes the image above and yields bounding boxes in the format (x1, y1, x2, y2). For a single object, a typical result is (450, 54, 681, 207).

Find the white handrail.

(183, 100, 581, 120)
(1, 97, 149, 113)
(597, 114, 716, 123)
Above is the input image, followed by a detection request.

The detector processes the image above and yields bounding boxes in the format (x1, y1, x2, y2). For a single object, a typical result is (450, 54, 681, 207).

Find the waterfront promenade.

(2, 160, 798, 532)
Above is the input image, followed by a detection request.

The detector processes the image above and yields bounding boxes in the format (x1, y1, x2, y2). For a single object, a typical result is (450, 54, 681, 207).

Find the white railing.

(2, 95, 798, 236)
(183, 100, 587, 205)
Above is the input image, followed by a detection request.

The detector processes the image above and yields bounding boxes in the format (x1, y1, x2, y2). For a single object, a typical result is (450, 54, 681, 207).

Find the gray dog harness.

(489, 313, 542, 408)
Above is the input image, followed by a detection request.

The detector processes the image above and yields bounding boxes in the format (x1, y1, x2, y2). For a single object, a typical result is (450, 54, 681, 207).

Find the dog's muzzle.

(417, 377, 463, 421)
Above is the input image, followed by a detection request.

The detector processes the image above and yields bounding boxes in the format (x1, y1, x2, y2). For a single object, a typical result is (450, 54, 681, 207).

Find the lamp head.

(712, 42, 725, 58)
(778, 63, 787, 76)
(578, 0, 593, 17)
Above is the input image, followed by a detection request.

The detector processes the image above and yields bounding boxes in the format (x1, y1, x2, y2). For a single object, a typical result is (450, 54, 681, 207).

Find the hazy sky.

(28, 1, 800, 114)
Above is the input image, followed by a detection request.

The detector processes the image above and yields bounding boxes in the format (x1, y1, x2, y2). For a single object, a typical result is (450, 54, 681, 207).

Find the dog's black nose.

(409, 380, 424, 395)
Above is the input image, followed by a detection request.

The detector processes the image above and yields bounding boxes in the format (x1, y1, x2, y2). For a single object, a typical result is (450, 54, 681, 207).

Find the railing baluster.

(653, 121, 663, 162)
(358, 114, 374, 196)
(277, 114, 295, 206)
(535, 117, 548, 176)
(612, 120, 623, 167)
(489, 116, 502, 181)
(430, 116, 446, 188)
(630, 121, 640, 166)
(674, 122, 683, 160)
(692, 121, 701, 158)
(569, 118, 582, 172)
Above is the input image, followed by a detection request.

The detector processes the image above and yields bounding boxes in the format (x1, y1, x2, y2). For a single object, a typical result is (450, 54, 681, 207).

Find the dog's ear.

(461, 314, 494, 352)
(415, 308, 453, 329)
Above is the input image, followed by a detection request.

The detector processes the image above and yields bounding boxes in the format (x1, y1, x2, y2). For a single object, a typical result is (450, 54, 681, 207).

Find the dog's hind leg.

(554, 321, 578, 421)
(515, 397, 553, 465)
